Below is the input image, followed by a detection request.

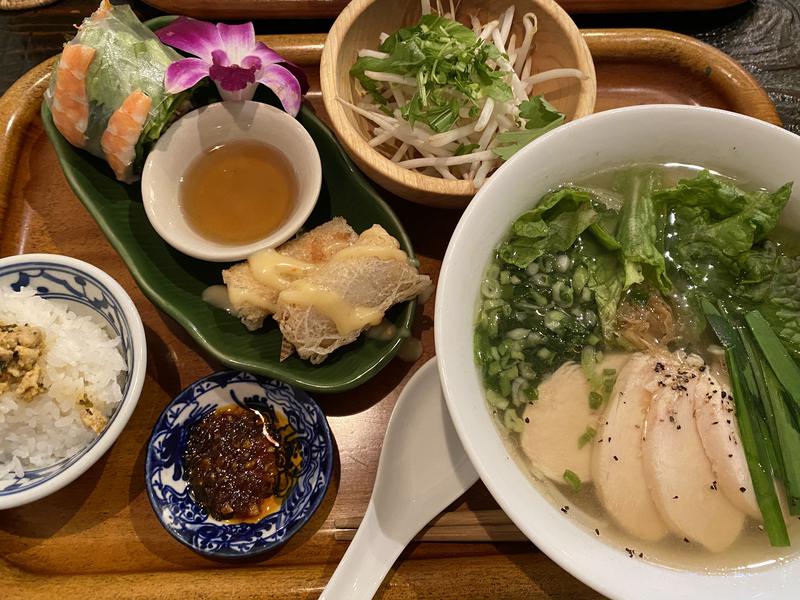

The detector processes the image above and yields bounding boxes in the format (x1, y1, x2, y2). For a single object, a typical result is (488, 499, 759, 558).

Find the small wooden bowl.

(320, 0, 596, 208)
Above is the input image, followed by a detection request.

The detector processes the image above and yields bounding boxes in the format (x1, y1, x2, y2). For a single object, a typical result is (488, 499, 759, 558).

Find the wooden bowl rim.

(320, 0, 597, 201)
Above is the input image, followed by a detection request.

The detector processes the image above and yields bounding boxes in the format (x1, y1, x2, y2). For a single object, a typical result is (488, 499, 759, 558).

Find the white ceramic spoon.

(320, 357, 479, 600)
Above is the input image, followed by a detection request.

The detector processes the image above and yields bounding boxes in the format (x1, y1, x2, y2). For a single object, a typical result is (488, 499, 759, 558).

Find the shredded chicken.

(0, 322, 46, 401)
(78, 393, 107, 434)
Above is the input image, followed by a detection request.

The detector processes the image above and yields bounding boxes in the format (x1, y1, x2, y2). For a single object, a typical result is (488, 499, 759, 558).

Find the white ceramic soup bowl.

(435, 105, 800, 600)
(142, 101, 322, 262)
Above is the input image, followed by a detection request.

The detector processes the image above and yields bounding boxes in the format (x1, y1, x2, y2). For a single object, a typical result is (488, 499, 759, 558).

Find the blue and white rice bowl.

(0, 253, 146, 509)
(145, 371, 333, 558)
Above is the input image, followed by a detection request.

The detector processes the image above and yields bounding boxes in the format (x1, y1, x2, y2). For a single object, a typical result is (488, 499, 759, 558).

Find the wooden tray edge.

(0, 57, 55, 238)
(138, 0, 748, 20)
(582, 28, 781, 126)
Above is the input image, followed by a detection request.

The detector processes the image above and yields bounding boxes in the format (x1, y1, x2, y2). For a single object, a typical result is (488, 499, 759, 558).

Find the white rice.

(0, 287, 126, 487)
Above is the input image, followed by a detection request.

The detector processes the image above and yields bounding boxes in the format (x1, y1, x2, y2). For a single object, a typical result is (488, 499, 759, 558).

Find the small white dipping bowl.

(0, 253, 146, 509)
(436, 105, 800, 600)
(142, 101, 322, 262)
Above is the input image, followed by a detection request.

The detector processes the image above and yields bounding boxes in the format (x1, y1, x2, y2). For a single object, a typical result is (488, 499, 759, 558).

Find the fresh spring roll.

(274, 225, 432, 364)
(45, 1, 186, 183)
(222, 218, 358, 331)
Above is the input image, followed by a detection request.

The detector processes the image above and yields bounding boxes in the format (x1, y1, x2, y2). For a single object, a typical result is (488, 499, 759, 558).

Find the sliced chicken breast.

(592, 353, 669, 542)
(520, 354, 631, 484)
(693, 370, 760, 520)
(520, 363, 596, 482)
(643, 362, 745, 552)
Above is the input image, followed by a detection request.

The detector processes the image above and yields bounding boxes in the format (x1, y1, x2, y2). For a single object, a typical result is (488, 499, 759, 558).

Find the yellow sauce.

(248, 248, 314, 290)
(329, 245, 407, 263)
(227, 285, 278, 313)
(180, 141, 296, 245)
(279, 280, 384, 334)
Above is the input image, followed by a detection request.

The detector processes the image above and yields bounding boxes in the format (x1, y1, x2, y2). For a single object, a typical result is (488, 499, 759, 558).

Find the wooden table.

(1, 1, 799, 599)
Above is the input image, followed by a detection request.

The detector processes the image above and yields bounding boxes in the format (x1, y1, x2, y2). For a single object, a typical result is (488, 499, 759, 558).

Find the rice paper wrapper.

(45, 2, 185, 181)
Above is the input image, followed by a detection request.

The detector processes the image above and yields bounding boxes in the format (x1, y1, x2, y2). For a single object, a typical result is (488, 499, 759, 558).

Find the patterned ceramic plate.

(145, 371, 333, 558)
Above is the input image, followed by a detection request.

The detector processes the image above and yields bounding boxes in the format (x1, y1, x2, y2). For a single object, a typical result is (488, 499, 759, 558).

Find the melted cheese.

(248, 249, 313, 290)
(279, 280, 383, 335)
(330, 245, 407, 263)
(228, 285, 277, 313)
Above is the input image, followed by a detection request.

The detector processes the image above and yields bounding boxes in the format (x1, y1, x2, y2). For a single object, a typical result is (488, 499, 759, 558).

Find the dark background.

(0, 0, 799, 131)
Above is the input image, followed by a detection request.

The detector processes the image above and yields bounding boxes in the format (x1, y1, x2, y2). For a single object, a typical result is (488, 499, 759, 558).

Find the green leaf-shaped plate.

(41, 78, 417, 394)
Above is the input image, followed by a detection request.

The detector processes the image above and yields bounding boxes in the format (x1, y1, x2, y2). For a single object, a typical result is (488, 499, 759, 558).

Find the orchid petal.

(211, 49, 231, 67)
(241, 55, 262, 71)
(279, 60, 310, 95)
(216, 22, 256, 64)
(164, 57, 211, 93)
(251, 42, 309, 93)
(250, 42, 285, 67)
(258, 63, 303, 116)
(156, 17, 221, 62)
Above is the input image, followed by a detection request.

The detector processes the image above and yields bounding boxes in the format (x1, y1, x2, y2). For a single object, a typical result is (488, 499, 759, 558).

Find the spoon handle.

(319, 501, 411, 600)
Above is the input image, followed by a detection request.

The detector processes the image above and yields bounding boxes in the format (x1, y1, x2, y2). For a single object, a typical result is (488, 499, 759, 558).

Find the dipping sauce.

(183, 404, 299, 522)
(180, 140, 296, 245)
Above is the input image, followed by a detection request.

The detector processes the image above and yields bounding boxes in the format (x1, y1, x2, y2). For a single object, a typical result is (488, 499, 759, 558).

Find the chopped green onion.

(544, 310, 566, 331)
(577, 426, 596, 449)
(503, 408, 524, 433)
(588, 391, 603, 410)
(563, 469, 582, 492)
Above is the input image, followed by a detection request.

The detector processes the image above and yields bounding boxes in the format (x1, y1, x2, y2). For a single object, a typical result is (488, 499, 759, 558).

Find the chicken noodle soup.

(475, 163, 800, 570)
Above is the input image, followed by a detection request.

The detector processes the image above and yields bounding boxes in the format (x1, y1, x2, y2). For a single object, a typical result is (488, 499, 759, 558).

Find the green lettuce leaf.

(498, 188, 597, 268)
(661, 171, 791, 294)
(586, 244, 626, 338)
(492, 96, 565, 160)
(736, 242, 800, 359)
(614, 168, 670, 292)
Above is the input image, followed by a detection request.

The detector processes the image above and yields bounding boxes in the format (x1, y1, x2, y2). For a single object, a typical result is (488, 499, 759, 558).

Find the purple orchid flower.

(157, 17, 308, 115)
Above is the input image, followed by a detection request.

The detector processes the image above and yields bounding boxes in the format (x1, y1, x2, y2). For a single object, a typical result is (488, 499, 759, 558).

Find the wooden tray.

(138, 0, 749, 20)
(0, 30, 779, 599)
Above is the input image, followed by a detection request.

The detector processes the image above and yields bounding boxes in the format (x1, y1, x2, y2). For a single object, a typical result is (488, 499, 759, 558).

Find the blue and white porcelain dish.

(145, 371, 333, 558)
(0, 253, 147, 509)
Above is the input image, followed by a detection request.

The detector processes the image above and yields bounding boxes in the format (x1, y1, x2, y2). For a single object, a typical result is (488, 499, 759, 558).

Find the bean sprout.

(344, 1, 586, 188)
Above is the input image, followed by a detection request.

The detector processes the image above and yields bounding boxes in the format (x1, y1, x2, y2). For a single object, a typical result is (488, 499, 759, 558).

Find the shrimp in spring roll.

(45, 1, 187, 183)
